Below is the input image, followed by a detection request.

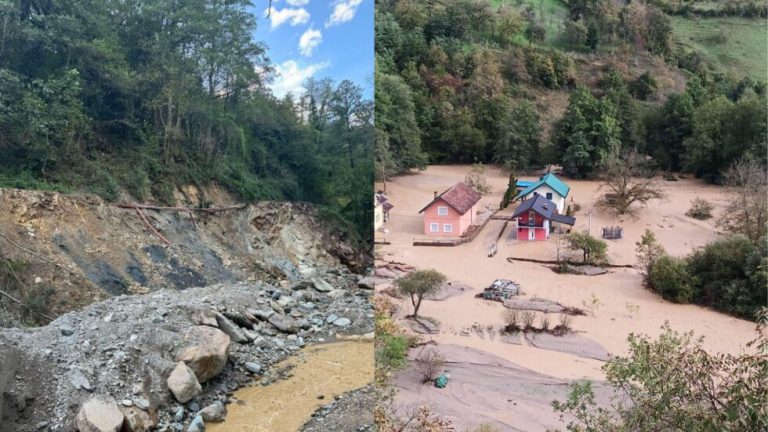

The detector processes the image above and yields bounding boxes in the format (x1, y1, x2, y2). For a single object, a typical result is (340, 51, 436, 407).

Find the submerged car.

(482, 279, 522, 301)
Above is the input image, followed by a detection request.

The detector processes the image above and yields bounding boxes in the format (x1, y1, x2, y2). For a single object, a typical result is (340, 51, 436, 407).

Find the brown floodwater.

(207, 340, 374, 432)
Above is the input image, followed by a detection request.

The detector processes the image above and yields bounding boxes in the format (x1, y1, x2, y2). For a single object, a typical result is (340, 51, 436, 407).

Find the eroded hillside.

(0, 188, 368, 326)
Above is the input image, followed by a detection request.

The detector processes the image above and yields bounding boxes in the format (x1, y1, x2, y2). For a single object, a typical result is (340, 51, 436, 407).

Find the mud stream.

(208, 340, 374, 431)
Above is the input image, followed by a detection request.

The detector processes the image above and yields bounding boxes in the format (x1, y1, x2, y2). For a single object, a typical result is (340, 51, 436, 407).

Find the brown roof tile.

(419, 182, 481, 215)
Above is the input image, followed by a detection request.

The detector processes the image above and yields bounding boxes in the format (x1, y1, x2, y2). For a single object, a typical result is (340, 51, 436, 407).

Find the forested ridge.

(0, 0, 373, 245)
(375, 0, 767, 182)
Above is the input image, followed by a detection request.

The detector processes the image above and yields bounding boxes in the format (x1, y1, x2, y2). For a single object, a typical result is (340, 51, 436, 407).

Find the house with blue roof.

(514, 173, 571, 214)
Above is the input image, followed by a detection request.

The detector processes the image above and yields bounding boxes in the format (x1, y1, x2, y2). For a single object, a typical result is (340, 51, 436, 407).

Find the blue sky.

(251, 0, 373, 99)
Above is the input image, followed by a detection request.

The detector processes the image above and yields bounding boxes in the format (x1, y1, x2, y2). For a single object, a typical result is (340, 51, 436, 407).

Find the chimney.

(434, 191, 438, 198)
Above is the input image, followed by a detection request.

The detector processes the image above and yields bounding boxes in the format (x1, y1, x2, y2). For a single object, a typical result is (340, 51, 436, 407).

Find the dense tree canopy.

(0, 0, 374, 245)
(376, 0, 765, 187)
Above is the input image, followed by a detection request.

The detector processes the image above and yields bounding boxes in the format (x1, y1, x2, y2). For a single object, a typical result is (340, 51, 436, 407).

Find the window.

(528, 211, 535, 226)
(533, 192, 538, 197)
(430, 223, 439, 233)
(443, 224, 453, 233)
(546, 192, 553, 200)
(437, 206, 448, 216)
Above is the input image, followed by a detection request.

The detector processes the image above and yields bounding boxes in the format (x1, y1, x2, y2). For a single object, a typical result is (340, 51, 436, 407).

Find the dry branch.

(133, 207, 172, 246)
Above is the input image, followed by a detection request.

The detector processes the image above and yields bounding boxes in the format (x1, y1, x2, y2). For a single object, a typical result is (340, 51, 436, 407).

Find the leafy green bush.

(377, 334, 409, 370)
(649, 255, 694, 303)
(552, 318, 768, 431)
(566, 232, 608, 264)
(686, 235, 767, 318)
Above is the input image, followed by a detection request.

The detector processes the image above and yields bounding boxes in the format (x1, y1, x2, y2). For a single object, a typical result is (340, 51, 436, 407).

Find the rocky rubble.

(0, 272, 373, 432)
(300, 385, 375, 432)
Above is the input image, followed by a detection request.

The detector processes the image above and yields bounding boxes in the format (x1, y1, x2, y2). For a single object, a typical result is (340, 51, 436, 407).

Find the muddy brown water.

(208, 340, 374, 431)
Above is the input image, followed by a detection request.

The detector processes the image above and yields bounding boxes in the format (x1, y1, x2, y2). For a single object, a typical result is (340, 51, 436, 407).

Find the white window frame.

(437, 206, 448, 216)
(443, 223, 453, 233)
(429, 223, 439, 233)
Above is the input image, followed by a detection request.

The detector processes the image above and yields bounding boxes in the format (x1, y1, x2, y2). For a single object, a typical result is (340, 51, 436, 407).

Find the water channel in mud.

(208, 340, 374, 431)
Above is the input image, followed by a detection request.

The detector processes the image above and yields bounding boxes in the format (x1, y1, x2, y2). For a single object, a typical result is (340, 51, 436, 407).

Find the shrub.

(685, 235, 767, 318)
(539, 315, 550, 331)
(414, 346, 446, 384)
(552, 318, 768, 431)
(521, 311, 536, 330)
(649, 255, 694, 303)
(377, 334, 409, 370)
(502, 309, 521, 331)
(581, 293, 602, 316)
(555, 314, 572, 334)
(686, 198, 714, 220)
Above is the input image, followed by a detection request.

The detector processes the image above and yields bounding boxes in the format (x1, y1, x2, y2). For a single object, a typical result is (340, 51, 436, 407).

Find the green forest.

(375, 0, 767, 182)
(0, 0, 374, 245)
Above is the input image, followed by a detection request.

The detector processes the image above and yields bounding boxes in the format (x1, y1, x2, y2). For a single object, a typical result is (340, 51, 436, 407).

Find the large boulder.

(120, 406, 155, 432)
(167, 361, 202, 403)
(176, 326, 230, 382)
(75, 395, 124, 432)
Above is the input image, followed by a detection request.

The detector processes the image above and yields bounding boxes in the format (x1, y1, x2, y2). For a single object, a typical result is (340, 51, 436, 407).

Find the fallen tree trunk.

(506, 256, 635, 268)
(117, 203, 246, 213)
(133, 207, 172, 246)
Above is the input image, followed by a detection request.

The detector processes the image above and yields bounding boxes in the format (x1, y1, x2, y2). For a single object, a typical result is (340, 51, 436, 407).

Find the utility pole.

(588, 211, 592, 235)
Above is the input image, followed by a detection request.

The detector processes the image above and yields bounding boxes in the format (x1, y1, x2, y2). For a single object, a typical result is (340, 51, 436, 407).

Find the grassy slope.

(672, 16, 768, 81)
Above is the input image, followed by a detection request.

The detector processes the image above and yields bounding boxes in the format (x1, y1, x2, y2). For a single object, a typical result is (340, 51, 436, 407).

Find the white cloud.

(298, 27, 322, 56)
(286, 0, 309, 5)
(266, 7, 310, 30)
(325, 0, 363, 28)
(270, 60, 330, 98)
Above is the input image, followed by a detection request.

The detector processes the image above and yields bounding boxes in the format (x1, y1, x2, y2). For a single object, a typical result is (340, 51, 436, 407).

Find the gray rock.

(244, 362, 262, 374)
(325, 314, 338, 324)
(198, 401, 226, 422)
(215, 313, 249, 344)
(75, 394, 124, 432)
(358, 277, 376, 290)
(133, 397, 150, 411)
(312, 278, 334, 292)
(187, 415, 205, 432)
(174, 406, 186, 422)
(332, 317, 351, 327)
(59, 324, 74, 336)
(69, 368, 93, 391)
(247, 308, 274, 321)
(167, 362, 202, 403)
(268, 314, 298, 333)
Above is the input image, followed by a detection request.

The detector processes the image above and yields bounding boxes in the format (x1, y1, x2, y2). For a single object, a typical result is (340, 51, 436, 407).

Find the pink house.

(418, 182, 481, 237)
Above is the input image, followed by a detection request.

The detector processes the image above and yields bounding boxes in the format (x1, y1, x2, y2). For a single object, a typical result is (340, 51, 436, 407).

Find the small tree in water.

(566, 232, 607, 264)
(500, 171, 518, 209)
(465, 162, 492, 195)
(396, 269, 446, 319)
(598, 151, 666, 215)
(635, 229, 665, 286)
